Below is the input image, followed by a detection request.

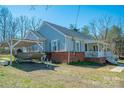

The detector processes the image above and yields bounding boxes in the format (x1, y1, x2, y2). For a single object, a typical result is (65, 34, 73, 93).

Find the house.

(25, 21, 116, 64)
(38, 21, 94, 63)
(24, 31, 46, 53)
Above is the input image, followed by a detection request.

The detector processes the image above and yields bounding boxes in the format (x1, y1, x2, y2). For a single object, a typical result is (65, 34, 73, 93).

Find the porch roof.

(84, 40, 110, 46)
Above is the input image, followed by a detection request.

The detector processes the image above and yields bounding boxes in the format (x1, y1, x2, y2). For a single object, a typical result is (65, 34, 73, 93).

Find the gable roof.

(26, 30, 46, 41)
(43, 21, 92, 40)
(32, 31, 46, 40)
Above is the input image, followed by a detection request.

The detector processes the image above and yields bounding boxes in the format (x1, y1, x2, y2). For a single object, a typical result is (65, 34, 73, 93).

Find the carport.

(0, 39, 45, 65)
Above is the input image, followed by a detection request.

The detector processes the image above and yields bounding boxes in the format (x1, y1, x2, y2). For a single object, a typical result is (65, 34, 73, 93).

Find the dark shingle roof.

(44, 21, 92, 40)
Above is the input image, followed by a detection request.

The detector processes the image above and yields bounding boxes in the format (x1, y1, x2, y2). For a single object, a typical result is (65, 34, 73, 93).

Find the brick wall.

(46, 52, 85, 63)
(85, 57, 106, 64)
(46, 52, 106, 64)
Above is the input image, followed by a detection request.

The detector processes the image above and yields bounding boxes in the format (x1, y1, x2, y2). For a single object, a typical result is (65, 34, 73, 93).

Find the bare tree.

(89, 20, 99, 40)
(18, 16, 30, 39)
(112, 18, 124, 56)
(99, 15, 112, 40)
(29, 17, 42, 31)
(10, 18, 20, 38)
(0, 7, 12, 41)
(0, 7, 16, 65)
(7, 17, 20, 65)
(89, 15, 112, 41)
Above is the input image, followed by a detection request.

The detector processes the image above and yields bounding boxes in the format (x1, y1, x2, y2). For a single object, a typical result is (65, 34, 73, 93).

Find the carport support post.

(10, 40, 13, 65)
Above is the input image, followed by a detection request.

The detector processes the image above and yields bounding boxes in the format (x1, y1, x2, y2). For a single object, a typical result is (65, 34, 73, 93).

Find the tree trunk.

(3, 17, 6, 41)
(9, 40, 13, 65)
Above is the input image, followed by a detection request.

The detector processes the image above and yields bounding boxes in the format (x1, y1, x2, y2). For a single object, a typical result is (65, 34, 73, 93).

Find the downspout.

(68, 52, 70, 64)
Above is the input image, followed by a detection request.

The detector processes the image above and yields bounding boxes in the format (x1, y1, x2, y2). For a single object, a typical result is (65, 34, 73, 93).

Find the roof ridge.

(30, 30, 46, 40)
(43, 21, 69, 29)
(43, 21, 92, 40)
(43, 21, 83, 34)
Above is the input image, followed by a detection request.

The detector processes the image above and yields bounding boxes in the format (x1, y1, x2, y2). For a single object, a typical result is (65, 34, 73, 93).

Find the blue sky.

(4, 5, 124, 28)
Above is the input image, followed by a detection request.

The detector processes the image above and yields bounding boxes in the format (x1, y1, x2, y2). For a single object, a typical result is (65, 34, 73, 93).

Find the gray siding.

(25, 32, 44, 52)
(65, 37, 85, 52)
(65, 37, 73, 52)
(81, 41, 85, 52)
(39, 24, 65, 52)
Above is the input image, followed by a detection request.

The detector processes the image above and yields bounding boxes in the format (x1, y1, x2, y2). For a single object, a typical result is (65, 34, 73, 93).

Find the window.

(31, 45, 39, 52)
(51, 40, 58, 52)
(75, 41, 80, 52)
(93, 45, 98, 51)
(85, 44, 87, 51)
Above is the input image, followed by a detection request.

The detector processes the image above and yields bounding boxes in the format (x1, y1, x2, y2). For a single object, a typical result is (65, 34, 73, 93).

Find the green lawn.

(0, 54, 15, 62)
(118, 60, 124, 64)
(68, 61, 104, 66)
(0, 60, 124, 88)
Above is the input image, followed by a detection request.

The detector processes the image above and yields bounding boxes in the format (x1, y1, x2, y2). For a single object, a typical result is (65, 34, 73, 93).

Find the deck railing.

(85, 51, 106, 58)
(85, 51, 113, 58)
(104, 51, 113, 57)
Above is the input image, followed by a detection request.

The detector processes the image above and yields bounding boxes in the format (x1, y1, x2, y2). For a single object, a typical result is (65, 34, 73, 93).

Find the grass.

(68, 61, 104, 66)
(0, 54, 15, 62)
(0, 60, 124, 88)
(118, 60, 124, 64)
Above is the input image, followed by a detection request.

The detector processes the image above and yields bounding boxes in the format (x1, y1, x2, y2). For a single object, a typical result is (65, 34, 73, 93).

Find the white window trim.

(75, 40, 81, 52)
(51, 40, 58, 52)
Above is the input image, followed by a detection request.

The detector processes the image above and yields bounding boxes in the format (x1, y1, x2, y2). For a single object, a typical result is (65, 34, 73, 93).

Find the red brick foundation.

(46, 52, 106, 64)
(46, 52, 85, 63)
(85, 57, 106, 64)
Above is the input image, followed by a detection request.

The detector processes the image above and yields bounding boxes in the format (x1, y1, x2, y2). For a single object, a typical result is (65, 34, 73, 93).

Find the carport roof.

(0, 39, 43, 48)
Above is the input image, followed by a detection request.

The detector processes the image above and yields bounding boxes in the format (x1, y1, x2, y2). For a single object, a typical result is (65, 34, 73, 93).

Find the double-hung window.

(51, 40, 58, 52)
(75, 41, 81, 52)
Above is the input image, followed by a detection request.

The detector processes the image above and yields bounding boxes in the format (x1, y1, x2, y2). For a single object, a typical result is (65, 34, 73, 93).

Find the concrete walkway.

(110, 65, 124, 72)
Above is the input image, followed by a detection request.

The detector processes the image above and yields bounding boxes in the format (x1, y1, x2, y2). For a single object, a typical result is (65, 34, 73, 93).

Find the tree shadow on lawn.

(12, 62, 59, 72)
(68, 61, 106, 69)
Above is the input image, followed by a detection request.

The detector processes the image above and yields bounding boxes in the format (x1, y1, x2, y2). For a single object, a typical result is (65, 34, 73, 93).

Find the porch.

(84, 40, 112, 58)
